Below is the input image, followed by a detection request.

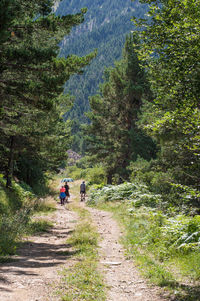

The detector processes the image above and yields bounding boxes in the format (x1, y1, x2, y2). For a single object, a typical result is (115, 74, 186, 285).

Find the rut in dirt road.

(87, 206, 165, 301)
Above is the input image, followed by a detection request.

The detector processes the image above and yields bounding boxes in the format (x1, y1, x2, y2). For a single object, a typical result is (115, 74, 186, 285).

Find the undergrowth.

(0, 174, 56, 258)
(88, 183, 200, 300)
(26, 219, 53, 235)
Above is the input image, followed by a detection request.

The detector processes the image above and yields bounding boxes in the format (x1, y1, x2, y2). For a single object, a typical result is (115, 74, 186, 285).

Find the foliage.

(85, 35, 156, 183)
(89, 182, 161, 206)
(76, 156, 94, 169)
(84, 166, 106, 186)
(0, 0, 95, 188)
(66, 164, 106, 187)
(66, 166, 87, 180)
(0, 206, 32, 255)
(0, 175, 35, 213)
(132, 0, 200, 195)
(89, 183, 200, 298)
(0, 173, 54, 256)
(55, 0, 148, 153)
(88, 183, 200, 255)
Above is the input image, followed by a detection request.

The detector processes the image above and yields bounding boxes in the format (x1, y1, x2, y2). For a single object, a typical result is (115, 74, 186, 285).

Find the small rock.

(101, 261, 122, 265)
(134, 292, 142, 297)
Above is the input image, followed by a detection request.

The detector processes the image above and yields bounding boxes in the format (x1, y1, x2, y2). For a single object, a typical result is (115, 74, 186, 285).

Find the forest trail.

(0, 181, 165, 301)
(87, 206, 164, 301)
(0, 201, 78, 301)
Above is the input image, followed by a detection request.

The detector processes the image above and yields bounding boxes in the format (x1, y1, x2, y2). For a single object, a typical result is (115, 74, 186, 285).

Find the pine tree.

(0, 0, 95, 187)
(86, 36, 156, 183)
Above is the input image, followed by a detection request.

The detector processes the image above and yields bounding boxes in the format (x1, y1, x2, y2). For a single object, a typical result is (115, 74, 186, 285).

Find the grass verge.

(92, 201, 200, 301)
(58, 183, 106, 301)
(26, 219, 53, 235)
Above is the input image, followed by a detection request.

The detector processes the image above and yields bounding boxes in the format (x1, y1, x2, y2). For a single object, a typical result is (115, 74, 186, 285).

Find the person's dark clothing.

(80, 183, 86, 193)
(64, 183, 70, 197)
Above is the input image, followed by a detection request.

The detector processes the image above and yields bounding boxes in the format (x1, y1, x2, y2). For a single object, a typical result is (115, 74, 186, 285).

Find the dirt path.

(0, 203, 78, 301)
(87, 206, 165, 301)
(1, 185, 165, 301)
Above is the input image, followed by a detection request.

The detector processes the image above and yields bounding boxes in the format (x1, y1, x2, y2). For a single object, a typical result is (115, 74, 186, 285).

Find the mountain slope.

(55, 0, 147, 151)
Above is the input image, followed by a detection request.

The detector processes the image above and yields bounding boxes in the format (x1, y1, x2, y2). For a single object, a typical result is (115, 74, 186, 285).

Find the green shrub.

(27, 219, 53, 234)
(0, 206, 32, 255)
(89, 182, 162, 207)
(85, 165, 106, 186)
(141, 212, 200, 257)
(129, 157, 151, 182)
(66, 166, 87, 180)
(76, 156, 93, 169)
(150, 172, 172, 194)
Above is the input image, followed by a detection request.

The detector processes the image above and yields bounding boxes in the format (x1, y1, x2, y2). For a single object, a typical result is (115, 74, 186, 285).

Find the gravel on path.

(87, 206, 165, 301)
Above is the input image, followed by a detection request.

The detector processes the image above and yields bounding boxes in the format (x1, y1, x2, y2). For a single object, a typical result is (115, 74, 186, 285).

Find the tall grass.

(0, 175, 56, 258)
(88, 183, 200, 300)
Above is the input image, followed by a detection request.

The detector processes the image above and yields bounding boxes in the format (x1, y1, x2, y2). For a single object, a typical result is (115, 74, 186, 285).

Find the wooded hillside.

(54, 0, 148, 152)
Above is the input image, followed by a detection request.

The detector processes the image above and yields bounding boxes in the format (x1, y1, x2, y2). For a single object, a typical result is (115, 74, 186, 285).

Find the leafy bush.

(89, 182, 161, 207)
(76, 156, 94, 169)
(66, 166, 87, 180)
(162, 215, 200, 254)
(89, 182, 200, 257)
(66, 164, 106, 186)
(0, 177, 36, 256)
(85, 165, 106, 186)
(130, 209, 200, 257)
(129, 157, 151, 182)
(0, 206, 32, 255)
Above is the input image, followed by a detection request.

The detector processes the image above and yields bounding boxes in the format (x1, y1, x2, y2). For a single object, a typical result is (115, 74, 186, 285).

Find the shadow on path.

(0, 231, 77, 291)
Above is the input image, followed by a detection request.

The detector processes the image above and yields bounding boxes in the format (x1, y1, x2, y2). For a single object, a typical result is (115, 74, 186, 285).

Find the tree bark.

(6, 136, 15, 188)
(107, 172, 113, 185)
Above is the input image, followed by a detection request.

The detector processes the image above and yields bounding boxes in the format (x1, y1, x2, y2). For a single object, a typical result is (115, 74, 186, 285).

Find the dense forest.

(83, 0, 200, 201)
(0, 0, 95, 190)
(54, 0, 148, 152)
(0, 1, 200, 299)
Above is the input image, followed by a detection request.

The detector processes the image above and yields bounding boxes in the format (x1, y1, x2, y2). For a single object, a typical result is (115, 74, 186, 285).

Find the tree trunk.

(107, 172, 113, 185)
(6, 136, 15, 188)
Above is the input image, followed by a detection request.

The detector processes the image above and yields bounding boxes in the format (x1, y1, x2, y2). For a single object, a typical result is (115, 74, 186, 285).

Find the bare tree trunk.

(6, 136, 15, 188)
(107, 172, 113, 185)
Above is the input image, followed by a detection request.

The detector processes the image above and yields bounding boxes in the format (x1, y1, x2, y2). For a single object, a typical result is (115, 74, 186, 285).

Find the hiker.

(80, 181, 86, 202)
(64, 182, 70, 202)
(59, 186, 66, 205)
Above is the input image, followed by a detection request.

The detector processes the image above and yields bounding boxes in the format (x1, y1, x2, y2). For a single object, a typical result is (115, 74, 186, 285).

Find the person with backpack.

(80, 181, 86, 202)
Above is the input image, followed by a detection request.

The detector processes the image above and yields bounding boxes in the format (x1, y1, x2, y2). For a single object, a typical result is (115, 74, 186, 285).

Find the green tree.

(133, 0, 200, 189)
(86, 36, 156, 183)
(0, 0, 95, 187)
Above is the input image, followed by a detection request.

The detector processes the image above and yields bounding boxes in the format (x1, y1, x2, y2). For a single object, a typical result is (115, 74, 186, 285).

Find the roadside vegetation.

(58, 183, 105, 301)
(87, 182, 200, 300)
(0, 174, 56, 259)
(0, 0, 94, 259)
